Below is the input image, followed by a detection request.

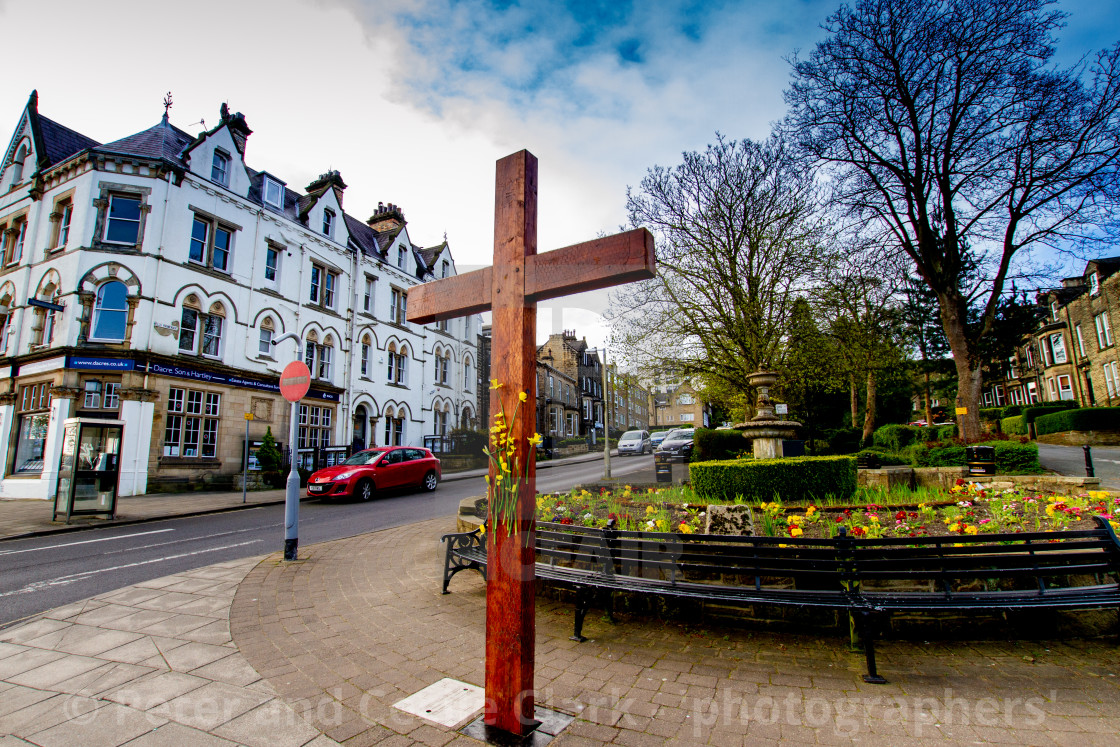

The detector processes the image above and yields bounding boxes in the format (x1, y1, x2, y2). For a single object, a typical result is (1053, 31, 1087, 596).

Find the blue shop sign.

(148, 361, 339, 401)
(66, 356, 136, 371)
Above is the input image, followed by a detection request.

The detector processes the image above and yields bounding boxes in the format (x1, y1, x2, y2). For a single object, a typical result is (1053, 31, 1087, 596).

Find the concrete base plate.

(392, 677, 485, 727)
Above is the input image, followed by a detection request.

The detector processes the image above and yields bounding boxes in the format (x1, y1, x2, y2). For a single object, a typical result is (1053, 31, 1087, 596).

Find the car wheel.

(423, 470, 439, 492)
(356, 479, 374, 502)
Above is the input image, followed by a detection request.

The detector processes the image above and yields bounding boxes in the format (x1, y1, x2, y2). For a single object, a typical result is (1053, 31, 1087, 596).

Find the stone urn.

(734, 370, 801, 459)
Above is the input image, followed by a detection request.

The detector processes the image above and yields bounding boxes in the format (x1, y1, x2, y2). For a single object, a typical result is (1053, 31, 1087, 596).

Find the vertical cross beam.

(485, 150, 538, 736)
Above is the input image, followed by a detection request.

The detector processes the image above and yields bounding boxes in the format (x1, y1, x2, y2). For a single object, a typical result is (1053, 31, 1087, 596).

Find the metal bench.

(441, 518, 1120, 683)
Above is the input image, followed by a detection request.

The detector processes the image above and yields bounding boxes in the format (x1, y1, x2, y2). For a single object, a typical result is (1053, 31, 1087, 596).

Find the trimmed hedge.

(1023, 402, 1079, 423)
(906, 440, 1041, 473)
(690, 455, 857, 503)
(871, 424, 918, 452)
(1035, 407, 1120, 436)
(1002, 404, 1024, 417)
(855, 448, 910, 466)
(694, 428, 750, 461)
(1001, 415, 1027, 435)
(980, 407, 1004, 421)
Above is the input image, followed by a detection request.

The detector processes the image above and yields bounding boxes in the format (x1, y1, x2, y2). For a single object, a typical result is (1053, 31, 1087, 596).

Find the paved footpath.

(4, 517, 1120, 746)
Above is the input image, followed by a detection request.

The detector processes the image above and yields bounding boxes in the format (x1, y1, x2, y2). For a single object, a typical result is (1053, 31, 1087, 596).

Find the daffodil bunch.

(483, 379, 543, 541)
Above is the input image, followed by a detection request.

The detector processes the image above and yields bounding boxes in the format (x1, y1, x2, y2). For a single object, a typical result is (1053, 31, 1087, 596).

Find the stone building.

(647, 379, 711, 429)
(605, 364, 650, 432)
(0, 92, 479, 499)
(988, 257, 1119, 408)
(536, 331, 604, 439)
(535, 362, 580, 439)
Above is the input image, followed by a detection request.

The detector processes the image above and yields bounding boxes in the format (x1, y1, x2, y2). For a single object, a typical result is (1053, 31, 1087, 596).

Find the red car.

(306, 446, 441, 501)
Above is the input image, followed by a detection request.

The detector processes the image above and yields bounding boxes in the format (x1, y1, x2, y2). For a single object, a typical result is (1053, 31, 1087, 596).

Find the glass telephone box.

(53, 418, 124, 523)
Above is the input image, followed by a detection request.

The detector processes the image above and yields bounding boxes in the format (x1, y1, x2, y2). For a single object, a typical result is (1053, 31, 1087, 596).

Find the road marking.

(99, 527, 261, 556)
(0, 539, 263, 599)
(0, 529, 175, 556)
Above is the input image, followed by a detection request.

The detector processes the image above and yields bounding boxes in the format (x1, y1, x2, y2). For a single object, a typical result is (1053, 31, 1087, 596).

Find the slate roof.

(416, 245, 442, 270)
(344, 214, 384, 257)
(98, 119, 193, 164)
(36, 115, 99, 167)
(1089, 256, 1120, 279)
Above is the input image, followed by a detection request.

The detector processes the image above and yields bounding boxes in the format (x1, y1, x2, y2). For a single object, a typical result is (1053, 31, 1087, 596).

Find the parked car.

(650, 430, 671, 448)
(617, 430, 652, 456)
(656, 428, 695, 458)
(306, 446, 441, 501)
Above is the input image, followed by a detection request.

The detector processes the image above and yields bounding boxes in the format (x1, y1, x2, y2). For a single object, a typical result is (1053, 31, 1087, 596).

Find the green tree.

(786, 0, 1120, 441)
(257, 426, 283, 473)
(778, 296, 845, 449)
(609, 133, 830, 395)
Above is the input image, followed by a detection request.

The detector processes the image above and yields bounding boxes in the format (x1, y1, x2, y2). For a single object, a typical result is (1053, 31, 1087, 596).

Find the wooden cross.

(408, 150, 654, 737)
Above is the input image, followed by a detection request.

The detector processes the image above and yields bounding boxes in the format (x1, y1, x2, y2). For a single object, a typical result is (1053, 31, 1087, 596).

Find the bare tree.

(785, 0, 1120, 440)
(608, 134, 829, 396)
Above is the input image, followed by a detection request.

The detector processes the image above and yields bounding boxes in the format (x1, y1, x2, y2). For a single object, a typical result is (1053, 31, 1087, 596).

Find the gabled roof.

(344, 214, 384, 258)
(1088, 256, 1120, 279)
(37, 114, 99, 167)
(98, 118, 193, 164)
(416, 244, 443, 270)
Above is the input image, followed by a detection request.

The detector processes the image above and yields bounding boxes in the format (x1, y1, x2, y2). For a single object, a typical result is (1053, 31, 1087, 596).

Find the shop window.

(82, 380, 120, 411)
(163, 387, 220, 458)
(298, 404, 334, 468)
(13, 382, 52, 474)
(90, 281, 129, 342)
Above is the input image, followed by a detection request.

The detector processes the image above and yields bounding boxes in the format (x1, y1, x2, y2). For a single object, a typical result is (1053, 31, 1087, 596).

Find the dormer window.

(211, 150, 230, 186)
(322, 209, 335, 238)
(263, 178, 284, 208)
(1089, 271, 1100, 296)
(397, 246, 406, 269)
(1050, 301, 1059, 321)
(442, 260, 449, 278)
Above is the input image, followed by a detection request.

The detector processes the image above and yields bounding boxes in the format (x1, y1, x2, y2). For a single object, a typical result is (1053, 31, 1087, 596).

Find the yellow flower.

(965, 525, 979, 535)
(495, 474, 503, 484)
(790, 527, 803, 538)
(528, 433, 543, 448)
(646, 505, 656, 515)
(478, 523, 486, 535)
(519, 391, 528, 402)
(656, 519, 668, 531)
(948, 523, 960, 533)
(679, 523, 693, 534)
(869, 516, 880, 524)
(490, 379, 504, 389)
(806, 506, 817, 516)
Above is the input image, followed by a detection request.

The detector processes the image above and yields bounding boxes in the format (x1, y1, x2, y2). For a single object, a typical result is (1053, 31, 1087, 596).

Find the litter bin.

(966, 445, 996, 476)
(654, 452, 673, 483)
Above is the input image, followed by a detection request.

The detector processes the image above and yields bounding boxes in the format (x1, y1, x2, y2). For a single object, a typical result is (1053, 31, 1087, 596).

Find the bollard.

(1084, 445, 1095, 478)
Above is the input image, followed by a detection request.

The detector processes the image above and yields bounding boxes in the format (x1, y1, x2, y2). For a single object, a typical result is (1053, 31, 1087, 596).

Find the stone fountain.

(734, 371, 801, 459)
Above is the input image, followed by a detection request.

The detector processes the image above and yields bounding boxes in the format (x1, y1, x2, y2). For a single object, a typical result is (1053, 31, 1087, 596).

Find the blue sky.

(2, 0, 1117, 347)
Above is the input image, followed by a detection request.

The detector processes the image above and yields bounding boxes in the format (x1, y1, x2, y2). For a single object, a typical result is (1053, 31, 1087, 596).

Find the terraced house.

(987, 257, 1120, 408)
(0, 92, 479, 499)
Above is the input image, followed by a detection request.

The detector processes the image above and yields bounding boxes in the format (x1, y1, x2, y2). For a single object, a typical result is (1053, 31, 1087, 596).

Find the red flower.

(559, 517, 573, 525)
(851, 526, 866, 537)
(895, 510, 906, 521)
(956, 478, 965, 486)
(835, 515, 845, 523)
(608, 512, 618, 520)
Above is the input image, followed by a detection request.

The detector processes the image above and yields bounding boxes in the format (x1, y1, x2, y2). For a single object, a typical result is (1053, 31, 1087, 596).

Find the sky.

(1, 0, 1117, 355)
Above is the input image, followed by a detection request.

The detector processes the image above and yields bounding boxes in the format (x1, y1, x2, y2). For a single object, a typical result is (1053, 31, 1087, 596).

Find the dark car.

(306, 446, 441, 501)
(650, 430, 671, 448)
(656, 428, 695, 458)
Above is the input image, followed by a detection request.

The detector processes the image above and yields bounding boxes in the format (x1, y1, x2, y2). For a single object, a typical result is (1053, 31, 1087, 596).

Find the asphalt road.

(0, 453, 654, 629)
(1038, 443, 1120, 490)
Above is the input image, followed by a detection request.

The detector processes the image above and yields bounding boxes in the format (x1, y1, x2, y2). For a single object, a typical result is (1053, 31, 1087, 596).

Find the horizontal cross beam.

(406, 227, 655, 324)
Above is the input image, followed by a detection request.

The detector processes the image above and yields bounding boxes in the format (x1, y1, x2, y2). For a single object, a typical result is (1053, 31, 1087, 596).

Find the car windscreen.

(343, 450, 385, 466)
(620, 431, 642, 439)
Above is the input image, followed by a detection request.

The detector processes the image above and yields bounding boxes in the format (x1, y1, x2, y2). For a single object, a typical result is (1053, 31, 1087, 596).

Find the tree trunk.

(923, 371, 933, 426)
(938, 295, 983, 442)
(850, 376, 859, 429)
(862, 369, 877, 445)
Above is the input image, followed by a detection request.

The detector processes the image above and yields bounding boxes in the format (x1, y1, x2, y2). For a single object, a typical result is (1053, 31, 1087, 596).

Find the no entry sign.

(280, 361, 311, 402)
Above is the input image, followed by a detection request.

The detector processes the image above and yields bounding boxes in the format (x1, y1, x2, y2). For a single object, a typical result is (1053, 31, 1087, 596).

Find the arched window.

(464, 356, 473, 392)
(388, 343, 408, 386)
(33, 289, 61, 347)
(319, 335, 334, 381)
(460, 405, 474, 430)
(384, 406, 405, 446)
(11, 144, 27, 183)
(360, 334, 372, 378)
(178, 297, 224, 358)
(90, 281, 129, 341)
(258, 317, 274, 356)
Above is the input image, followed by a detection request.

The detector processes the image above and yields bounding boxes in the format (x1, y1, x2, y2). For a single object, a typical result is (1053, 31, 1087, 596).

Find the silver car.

(617, 430, 652, 456)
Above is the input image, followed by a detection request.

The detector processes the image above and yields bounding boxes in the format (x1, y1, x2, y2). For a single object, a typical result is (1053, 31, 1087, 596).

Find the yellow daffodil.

(528, 433, 543, 448)
(519, 391, 528, 402)
(490, 379, 504, 389)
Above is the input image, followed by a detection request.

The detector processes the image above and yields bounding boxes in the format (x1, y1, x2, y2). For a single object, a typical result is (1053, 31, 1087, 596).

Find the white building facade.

(0, 92, 479, 499)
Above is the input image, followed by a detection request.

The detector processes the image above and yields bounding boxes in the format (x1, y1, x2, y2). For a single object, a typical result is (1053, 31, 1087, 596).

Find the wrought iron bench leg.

(855, 610, 888, 684)
(441, 533, 483, 594)
(571, 587, 590, 642)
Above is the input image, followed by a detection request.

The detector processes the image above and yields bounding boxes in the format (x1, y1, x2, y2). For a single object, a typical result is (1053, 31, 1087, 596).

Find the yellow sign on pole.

(244, 413, 254, 421)
(955, 407, 967, 415)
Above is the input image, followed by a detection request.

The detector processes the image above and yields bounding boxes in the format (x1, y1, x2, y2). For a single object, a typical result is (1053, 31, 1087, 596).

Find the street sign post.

(280, 359, 311, 560)
(242, 412, 254, 504)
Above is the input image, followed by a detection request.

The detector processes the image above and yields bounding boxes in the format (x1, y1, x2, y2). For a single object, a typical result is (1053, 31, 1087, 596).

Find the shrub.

(906, 439, 1040, 473)
(855, 448, 909, 466)
(823, 427, 862, 454)
(694, 428, 749, 461)
(689, 455, 857, 503)
(1022, 402, 1079, 424)
(871, 424, 919, 453)
(934, 423, 957, 440)
(1001, 415, 1027, 435)
(1002, 404, 1024, 417)
(257, 427, 283, 472)
(1035, 407, 1120, 436)
(988, 440, 1043, 473)
(558, 437, 586, 447)
(979, 407, 1003, 421)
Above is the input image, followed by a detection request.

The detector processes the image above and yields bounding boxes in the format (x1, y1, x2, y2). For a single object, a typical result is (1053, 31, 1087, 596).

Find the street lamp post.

(272, 332, 304, 561)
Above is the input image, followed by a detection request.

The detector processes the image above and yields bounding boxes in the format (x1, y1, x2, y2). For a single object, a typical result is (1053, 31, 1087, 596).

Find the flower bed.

(535, 482, 1119, 540)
